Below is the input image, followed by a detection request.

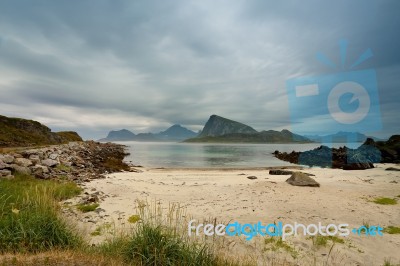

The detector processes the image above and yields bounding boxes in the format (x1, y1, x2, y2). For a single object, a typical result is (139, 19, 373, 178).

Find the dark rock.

(86, 195, 99, 203)
(273, 135, 392, 169)
(343, 163, 374, 170)
(286, 172, 320, 187)
(386, 167, 400, 171)
(247, 176, 258, 180)
(269, 169, 293, 175)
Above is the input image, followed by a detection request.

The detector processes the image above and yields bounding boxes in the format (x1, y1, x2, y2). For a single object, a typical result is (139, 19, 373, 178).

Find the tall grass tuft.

(0, 173, 83, 253)
(98, 200, 238, 266)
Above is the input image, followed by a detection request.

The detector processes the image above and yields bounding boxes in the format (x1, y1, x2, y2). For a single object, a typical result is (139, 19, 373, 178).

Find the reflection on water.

(119, 141, 361, 168)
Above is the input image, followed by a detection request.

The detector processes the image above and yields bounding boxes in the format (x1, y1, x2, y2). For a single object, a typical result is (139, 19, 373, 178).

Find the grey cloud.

(0, 0, 399, 139)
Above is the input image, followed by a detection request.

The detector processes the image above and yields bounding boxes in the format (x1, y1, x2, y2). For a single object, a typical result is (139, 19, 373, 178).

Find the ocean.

(117, 141, 362, 168)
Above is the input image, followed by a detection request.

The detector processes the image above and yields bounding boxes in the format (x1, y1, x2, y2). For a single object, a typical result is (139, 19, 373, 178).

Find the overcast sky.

(0, 0, 399, 139)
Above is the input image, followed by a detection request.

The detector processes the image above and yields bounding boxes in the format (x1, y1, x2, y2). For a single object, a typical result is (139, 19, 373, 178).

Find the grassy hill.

(0, 115, 82, 147)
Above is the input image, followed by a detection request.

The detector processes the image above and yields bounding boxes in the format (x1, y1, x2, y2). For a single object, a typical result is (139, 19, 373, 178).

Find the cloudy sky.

(0, 0, 399, 139)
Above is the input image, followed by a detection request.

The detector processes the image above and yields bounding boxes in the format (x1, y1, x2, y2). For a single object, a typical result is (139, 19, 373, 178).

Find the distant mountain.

(0, 114, 82, 147)
(185, 115, 312, 143)
(100, 125, 197, 142)
(156, 124, 197, 140)
(105, 129, 136, 141)
(185, 129, 311, 143)
(135, 133, 158, 141)
(304, 131, 381, 143)
(198, 115, 257, 137)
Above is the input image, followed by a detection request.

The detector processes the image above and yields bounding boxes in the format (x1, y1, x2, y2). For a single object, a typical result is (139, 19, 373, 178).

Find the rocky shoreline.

(274, 135, 400, 170)
(0, 141, 130, 182)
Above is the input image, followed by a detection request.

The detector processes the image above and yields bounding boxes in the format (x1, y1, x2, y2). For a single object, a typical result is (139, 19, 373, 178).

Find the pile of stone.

(0, 141, 129, 182)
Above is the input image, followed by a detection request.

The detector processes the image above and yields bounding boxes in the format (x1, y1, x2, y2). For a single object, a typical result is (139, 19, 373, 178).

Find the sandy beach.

(68, 164, 400, 265)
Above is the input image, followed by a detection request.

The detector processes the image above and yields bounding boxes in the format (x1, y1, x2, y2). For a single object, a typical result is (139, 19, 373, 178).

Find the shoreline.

(140, 165, 305, 171)
(65, 163, 400, 265)
(2, 142, 399, 264)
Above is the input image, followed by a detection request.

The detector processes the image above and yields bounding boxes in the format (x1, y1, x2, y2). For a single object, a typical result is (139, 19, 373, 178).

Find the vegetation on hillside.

(0, 115, 82, 147)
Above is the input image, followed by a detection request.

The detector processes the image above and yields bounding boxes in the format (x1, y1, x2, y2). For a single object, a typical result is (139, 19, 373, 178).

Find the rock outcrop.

(185, 115, 312, 143)
(0, 141, 129, 182)
(197, 115, 258, 137)
(273, 137, 390, 170)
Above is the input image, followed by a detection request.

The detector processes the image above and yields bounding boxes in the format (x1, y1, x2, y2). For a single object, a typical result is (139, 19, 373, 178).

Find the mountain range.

(304, 132, 382, 143)
(184, 115, 312, 143)
(99, 124, 198, 142)
(100, 114, 382, 144)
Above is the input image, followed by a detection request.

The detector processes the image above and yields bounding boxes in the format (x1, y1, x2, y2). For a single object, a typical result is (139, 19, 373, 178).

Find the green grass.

(0, 178, 245, 265)
(383, 258, 400, 266)
(90, 223, 113, 237)
(76, 203, 99, 213)
(56, 131, 83, 142)
(264, 237, 298, 259)
(384, 226, 400, 234)
(372, 197, 397, 205)
(0, 173, 83, 253)
(127, 215, 141, 224)
(96, 201, 241, 265)
(311, 235, 345, 247)
(131, 224, 217, 265)
(55, 164, 72, 172)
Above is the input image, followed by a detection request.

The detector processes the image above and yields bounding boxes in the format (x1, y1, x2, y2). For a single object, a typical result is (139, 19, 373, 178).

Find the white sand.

(71, 164, 400, 265)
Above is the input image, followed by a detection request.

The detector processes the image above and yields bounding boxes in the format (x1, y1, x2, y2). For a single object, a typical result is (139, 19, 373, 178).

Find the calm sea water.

(117, 141, 362, 168)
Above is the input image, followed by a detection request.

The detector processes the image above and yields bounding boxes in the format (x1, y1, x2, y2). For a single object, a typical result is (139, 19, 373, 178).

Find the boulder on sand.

(269, 169, 293, 175)
(286, 172, 320, 187)
(386, 167, 400, 171)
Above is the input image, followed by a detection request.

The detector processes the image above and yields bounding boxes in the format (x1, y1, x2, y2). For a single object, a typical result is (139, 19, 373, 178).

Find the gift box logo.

(286, 40, 382, 166)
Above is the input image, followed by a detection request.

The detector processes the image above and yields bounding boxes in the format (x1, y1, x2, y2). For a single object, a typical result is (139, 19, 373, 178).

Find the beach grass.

(0, 187, 249, 265)
(264, 237, 298, 259)
(76, 203, 100, 212)
(0, 173, 83, 253)
(311, 235, 344, 247)
(96, 200, 243, 265)
(384, 226, 400, 235)
(383, 258, 400, 266)
(372, 197, 397, 205)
